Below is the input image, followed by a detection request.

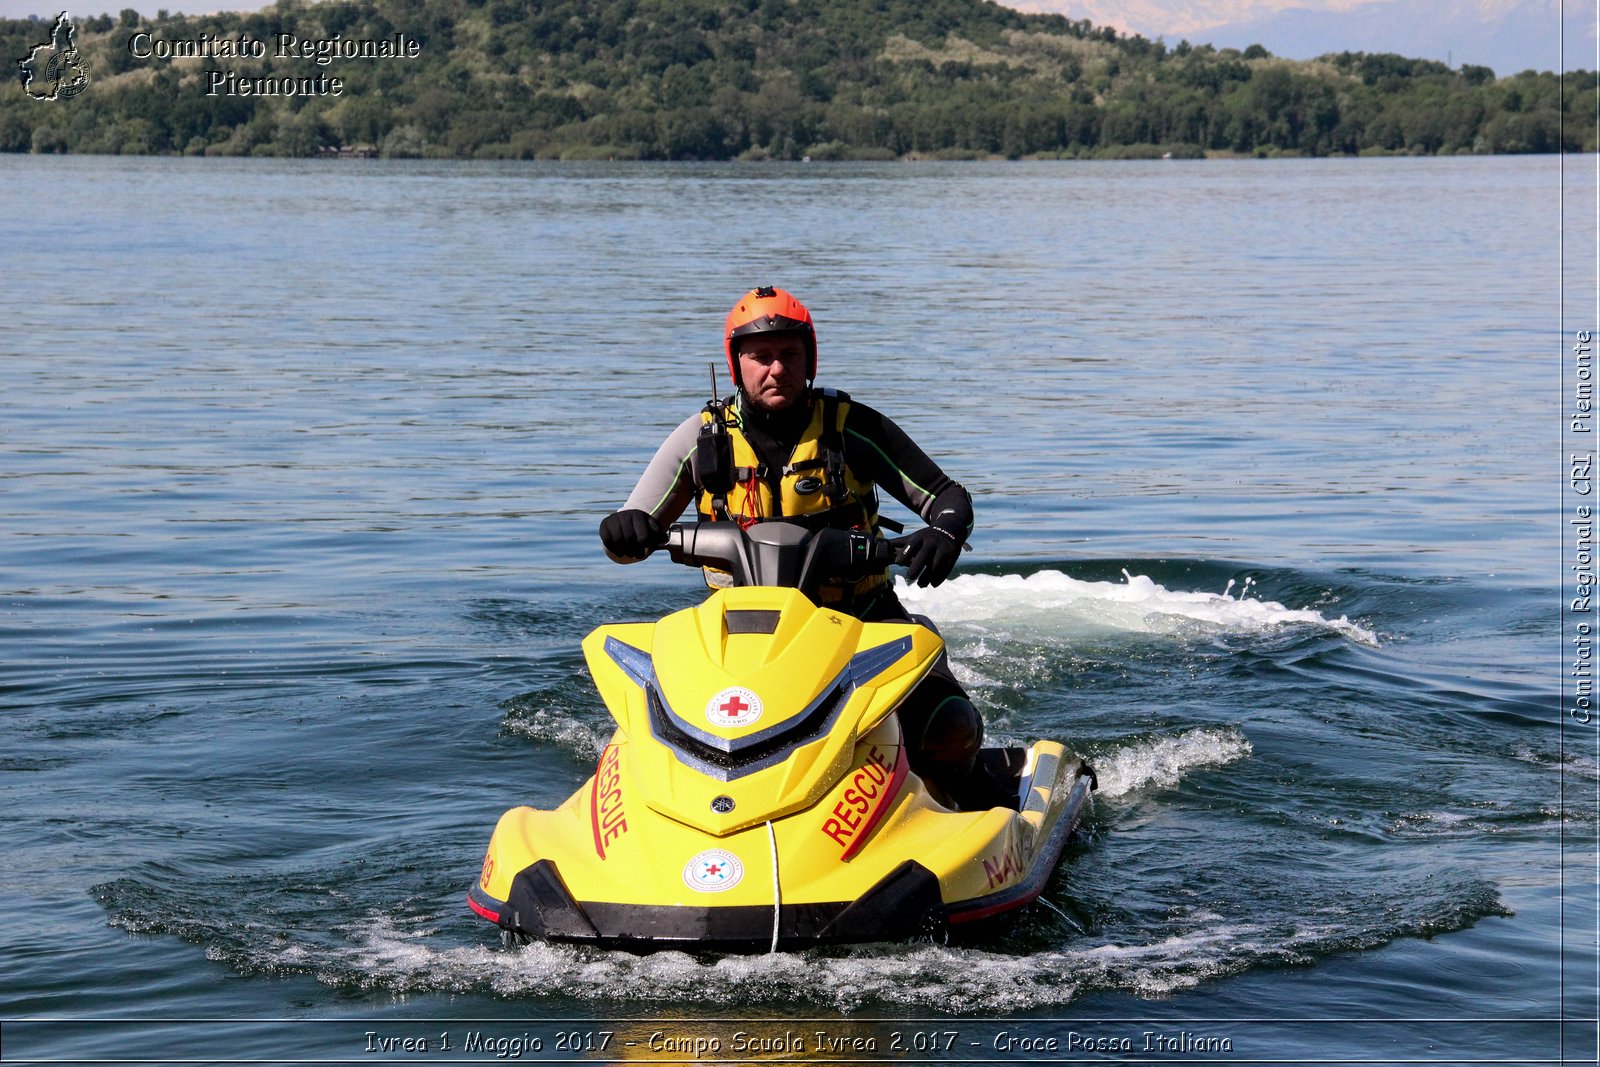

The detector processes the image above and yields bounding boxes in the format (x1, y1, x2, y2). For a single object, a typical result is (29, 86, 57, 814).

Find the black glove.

(599, 509, 664, 562)
(900, 525, 963, 588)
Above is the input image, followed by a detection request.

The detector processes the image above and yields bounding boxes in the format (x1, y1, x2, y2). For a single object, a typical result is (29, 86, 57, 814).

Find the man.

(598, 286, 989, 807)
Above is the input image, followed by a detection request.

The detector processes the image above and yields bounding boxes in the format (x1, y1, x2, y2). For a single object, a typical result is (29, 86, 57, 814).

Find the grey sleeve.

(620, 413, 703, 523)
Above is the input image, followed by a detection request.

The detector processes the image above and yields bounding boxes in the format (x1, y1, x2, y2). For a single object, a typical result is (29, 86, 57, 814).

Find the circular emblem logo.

(705, 686, 762, 728)
(45, 49, 89, 99)
(794, 475, 824, 495)
(683, 849, 744, 893)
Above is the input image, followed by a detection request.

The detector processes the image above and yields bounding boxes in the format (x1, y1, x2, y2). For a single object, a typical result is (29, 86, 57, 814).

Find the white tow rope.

(767, 820, 781, 954)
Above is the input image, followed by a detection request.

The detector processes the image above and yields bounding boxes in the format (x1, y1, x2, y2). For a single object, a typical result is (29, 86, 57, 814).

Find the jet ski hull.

(469, 737, 1094, 951)
(470, 552, 1096, 952)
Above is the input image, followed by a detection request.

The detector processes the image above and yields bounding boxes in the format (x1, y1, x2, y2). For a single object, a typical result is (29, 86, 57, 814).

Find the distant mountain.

(1005, 1, 1372, 39)
(1006, 0, 1593, 74)
(1204, 0, 1587, 75)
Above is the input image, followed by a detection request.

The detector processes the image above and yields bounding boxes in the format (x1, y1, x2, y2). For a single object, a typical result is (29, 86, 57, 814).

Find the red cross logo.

(707, 686, 762, 727)
(684, 848, 744, 892)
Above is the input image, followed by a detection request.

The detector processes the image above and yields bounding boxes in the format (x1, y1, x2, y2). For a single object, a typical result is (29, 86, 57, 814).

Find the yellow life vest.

(695, 390, 887, 605)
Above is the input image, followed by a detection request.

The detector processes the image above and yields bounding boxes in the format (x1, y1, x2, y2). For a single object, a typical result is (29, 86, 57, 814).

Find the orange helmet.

(723, 286, 817, 387)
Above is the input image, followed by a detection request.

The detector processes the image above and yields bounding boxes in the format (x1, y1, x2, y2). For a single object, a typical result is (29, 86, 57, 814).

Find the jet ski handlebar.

(661, 521, 909, 595)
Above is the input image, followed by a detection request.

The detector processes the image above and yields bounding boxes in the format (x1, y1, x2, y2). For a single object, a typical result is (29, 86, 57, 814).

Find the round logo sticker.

(683, 849, 744, 893)
(705, 686, 763, 729)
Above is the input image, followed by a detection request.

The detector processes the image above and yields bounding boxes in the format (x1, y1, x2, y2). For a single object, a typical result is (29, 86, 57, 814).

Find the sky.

(3, 0, 220, 18)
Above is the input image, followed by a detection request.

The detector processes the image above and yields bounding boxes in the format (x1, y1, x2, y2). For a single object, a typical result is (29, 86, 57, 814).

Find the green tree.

(0, 0, 1575, 159)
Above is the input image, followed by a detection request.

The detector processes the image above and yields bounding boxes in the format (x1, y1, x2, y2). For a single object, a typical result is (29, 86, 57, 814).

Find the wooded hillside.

(4, 0, 1592, 157)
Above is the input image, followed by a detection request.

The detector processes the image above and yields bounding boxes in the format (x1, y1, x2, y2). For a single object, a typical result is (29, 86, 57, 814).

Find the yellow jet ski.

(469, 522, 1096, 950)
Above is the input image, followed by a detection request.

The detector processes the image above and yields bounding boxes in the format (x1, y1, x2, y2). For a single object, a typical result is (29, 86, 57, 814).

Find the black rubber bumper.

(470, 857, 947, 952)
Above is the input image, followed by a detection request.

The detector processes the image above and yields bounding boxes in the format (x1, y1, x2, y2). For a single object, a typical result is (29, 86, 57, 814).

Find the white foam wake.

(501, 705, 610, 759)
(311, 906, 1313, 1010)
(897, 570, 1378, 647)
(1092, 727, 1254, 798)
(322, 916, 1259, 1010)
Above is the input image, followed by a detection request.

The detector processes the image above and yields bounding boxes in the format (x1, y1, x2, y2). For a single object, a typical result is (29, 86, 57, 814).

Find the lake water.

(1, 153, 1594, 1064)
